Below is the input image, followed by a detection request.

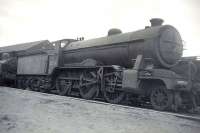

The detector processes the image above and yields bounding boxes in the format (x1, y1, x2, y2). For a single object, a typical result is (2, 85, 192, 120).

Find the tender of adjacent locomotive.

(3, 18, 200, 112)
(0, 40, 52, 86)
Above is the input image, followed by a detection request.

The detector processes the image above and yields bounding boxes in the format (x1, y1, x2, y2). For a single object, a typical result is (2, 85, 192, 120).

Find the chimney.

(150, 18, 164, 27)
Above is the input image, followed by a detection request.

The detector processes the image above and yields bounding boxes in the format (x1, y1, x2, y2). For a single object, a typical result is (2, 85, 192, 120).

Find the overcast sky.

(0, 0, 199, 56)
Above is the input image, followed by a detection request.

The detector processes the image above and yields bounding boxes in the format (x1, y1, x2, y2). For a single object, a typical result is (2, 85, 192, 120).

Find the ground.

(0, 87, 200, 133)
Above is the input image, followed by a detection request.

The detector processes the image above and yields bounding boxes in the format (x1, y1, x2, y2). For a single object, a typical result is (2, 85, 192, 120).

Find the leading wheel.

(56, 74, 71, 96)
(150, 85, 173, 111)
(103, 72, 125, 104)
(79, 71, 99, 100)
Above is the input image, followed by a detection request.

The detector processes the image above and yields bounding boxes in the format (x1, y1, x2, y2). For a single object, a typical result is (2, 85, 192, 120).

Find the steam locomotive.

(0, 18, 199, 112)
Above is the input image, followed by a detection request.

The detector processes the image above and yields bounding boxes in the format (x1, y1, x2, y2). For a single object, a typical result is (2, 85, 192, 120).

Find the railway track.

(16, 86, 200, 117)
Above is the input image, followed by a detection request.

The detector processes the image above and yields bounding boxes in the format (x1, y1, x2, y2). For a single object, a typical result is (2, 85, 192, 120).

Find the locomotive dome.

(107, 28, 122, 36)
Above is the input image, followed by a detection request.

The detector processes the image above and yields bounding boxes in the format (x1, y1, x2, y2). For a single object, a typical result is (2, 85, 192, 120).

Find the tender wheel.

(56, 74, 71, 96)
(17, 78, 23, 89)
(79, 71, 99, 100)
(25, 78, 32, 90)
(19, 78, 28, 90)
(150, 85, 173, 111)
(29, 78, 40, 91)
(103, 72, 125, 104)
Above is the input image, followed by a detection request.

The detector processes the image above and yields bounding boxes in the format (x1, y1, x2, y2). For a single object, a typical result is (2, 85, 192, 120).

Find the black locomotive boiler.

(2, 18, 200, 112)
(63, 18, 182, 68)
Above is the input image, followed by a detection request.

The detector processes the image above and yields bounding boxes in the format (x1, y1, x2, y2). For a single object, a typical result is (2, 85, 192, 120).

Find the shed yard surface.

(0, 87, 200, 133)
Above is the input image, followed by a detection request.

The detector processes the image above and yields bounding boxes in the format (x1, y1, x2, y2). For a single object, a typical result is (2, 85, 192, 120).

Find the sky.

(0, 0, 199, 56)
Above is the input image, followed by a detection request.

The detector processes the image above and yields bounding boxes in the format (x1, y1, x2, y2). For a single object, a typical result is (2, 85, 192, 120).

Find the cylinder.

(63, 25, 183, 68)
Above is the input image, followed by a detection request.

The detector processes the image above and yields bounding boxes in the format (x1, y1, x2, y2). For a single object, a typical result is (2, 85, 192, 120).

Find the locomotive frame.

(15, 39, 199, 112)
